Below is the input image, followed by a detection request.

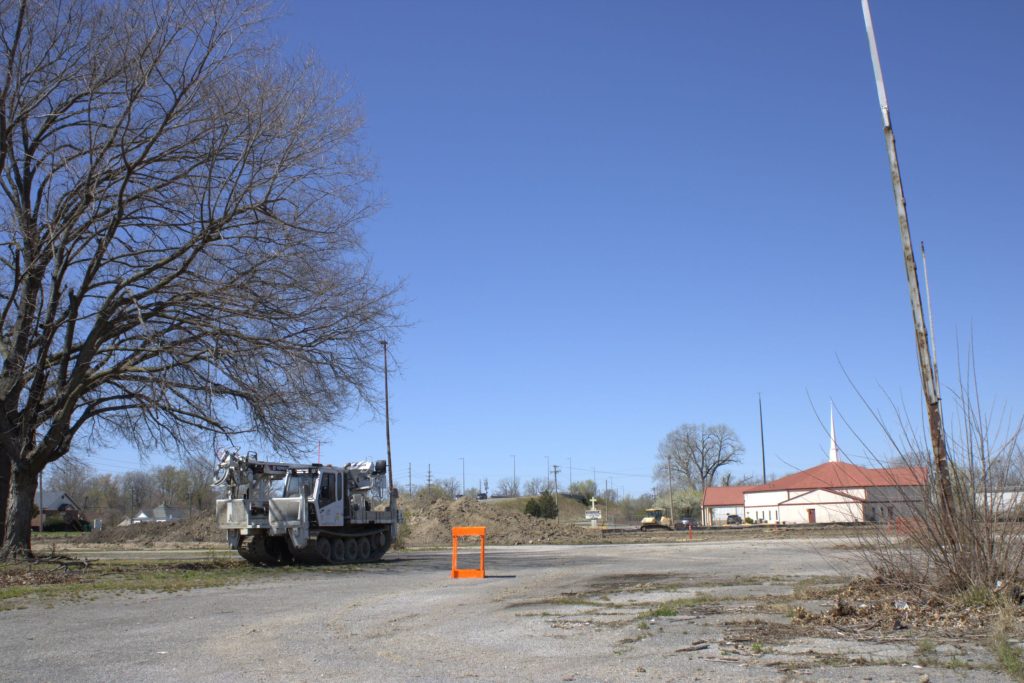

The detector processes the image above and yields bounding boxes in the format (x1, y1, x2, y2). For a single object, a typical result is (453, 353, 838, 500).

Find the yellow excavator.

(640, 507, 673, 531)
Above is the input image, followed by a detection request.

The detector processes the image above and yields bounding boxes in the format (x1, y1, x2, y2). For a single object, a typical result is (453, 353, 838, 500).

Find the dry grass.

(0, 556, 354, 609)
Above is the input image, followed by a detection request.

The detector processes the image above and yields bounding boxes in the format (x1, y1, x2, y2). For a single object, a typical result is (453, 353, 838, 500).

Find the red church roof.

(756, 461, 926, 492)
(702, 462, 926, 506)
(702, 486, 746, 507)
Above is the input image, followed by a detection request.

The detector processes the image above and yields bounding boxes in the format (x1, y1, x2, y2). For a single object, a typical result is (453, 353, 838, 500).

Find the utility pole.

(759, 393, 767, 484)
(38, 470, 44, 532)
(551, 465, 561, 522)
(381, 340, 394, 493)
(426, 464, 432, 488)
(667, 458, 674, 524)
(861, 0, 953, 522)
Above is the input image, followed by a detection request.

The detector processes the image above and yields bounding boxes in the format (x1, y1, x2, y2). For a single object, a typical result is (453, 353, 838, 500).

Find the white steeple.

(828, 403, 840, 463)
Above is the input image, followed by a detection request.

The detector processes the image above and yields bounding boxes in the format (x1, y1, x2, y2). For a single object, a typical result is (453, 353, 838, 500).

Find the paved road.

(1, 538, 1004, 682)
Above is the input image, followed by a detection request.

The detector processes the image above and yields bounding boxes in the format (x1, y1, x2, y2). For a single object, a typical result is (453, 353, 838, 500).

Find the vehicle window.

(320, 474, 336, 503)
(283, 474, 314, 497)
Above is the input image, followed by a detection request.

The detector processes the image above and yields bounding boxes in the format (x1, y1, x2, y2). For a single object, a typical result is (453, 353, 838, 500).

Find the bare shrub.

(852, 380, 1024, 598)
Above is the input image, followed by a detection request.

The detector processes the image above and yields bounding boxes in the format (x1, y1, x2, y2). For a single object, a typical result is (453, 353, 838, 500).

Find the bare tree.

(43, 456, 95, 505)
(495, 477, 520, 498)
(522, 477, 545, 496)
(568, 479, 597, 501)
(80, 472, 121, 519)
(153, 465, 188, 505)
(434, 477, 460, 499)
(718, 471, 766, 487)
(654, 423, 744, 492)
(120, 471, 155, 516)
(181, 455, 214, 516)
(0, 0, 398, 559)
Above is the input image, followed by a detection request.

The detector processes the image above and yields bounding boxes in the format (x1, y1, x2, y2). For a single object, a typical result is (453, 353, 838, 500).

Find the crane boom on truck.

(213, 448, 401, 565)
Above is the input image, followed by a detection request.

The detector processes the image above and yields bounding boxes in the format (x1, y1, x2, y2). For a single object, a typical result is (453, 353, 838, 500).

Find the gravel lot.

(1, 537, 1011, 682)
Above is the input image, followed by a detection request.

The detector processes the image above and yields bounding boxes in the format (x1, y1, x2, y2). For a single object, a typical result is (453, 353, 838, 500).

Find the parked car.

(673, 518, 700, 530)
(726, 514, 743, 525)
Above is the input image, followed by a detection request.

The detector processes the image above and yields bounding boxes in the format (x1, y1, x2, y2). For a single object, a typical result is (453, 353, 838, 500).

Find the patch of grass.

(993, 639, 1024, 680)
(991, 608, 1024, 681)
(639, 592, 717, 619)
(792, 575, 849, 600)
(647, 604, 679, 618)
(507, 593, 607, 609)
(751, 642, 771, 654)
(0, 558, 354, 608)
(956, 585, 998, 609)
(915, 638, 937, 656)
(31, 531, 89, 539)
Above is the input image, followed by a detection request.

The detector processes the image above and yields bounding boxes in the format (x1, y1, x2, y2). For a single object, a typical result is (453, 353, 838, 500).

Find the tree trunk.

(0, 455, 9, 539)
(1, 463, 38, 560)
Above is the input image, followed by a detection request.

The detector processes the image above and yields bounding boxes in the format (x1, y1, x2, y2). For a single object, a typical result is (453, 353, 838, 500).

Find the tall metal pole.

(667, 458, 674, 524)
(861, 0, 953, 517)
(381, 340, 394, 492)
(38, 470, 44, 532)
(920, 241, 942, 421)
(758, 393, 766, 484)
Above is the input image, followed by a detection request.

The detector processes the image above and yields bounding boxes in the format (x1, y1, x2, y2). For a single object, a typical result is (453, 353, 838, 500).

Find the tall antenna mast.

(381, 340, 394, 492)
(758, 393, 766, 484)
(861, 0, 953, 518)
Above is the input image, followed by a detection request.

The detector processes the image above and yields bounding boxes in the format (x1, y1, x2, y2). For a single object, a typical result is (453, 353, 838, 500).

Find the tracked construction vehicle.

(213, 448, 401, 565)
(640, 507, 674, 531)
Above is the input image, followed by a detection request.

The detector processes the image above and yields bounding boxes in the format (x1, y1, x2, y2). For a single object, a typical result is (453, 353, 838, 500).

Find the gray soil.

(2, 537, 1011, 682)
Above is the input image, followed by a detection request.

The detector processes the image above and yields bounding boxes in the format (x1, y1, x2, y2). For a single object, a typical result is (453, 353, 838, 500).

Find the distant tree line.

(43, 457, 216, 524)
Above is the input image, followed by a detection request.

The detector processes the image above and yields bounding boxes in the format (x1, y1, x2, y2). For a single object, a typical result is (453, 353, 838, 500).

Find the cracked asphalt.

(1, 537, 1012, 682)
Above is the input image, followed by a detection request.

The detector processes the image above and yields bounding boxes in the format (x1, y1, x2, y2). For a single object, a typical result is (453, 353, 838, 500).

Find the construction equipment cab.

(640, 507, 673, 531)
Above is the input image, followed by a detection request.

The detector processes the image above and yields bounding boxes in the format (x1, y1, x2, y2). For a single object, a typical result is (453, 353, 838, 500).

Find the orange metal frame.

(451, 526, 486, 579)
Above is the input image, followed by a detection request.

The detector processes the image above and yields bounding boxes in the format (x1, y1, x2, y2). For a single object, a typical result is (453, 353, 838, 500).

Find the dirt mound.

(81, 516, 221, 544)
(74, 497, 596, 548)
(401, 497, 594, 547)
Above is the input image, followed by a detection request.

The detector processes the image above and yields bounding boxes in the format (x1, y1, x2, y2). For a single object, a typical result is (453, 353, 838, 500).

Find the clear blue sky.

(85, 1, 1024, 496)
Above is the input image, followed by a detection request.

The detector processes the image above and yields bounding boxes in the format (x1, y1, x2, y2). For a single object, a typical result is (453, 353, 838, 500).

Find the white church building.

(703, 409, 927, 525)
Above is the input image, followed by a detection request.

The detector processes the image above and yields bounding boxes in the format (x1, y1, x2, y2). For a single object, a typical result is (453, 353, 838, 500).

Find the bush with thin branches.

(852, 381, 1024, 598)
